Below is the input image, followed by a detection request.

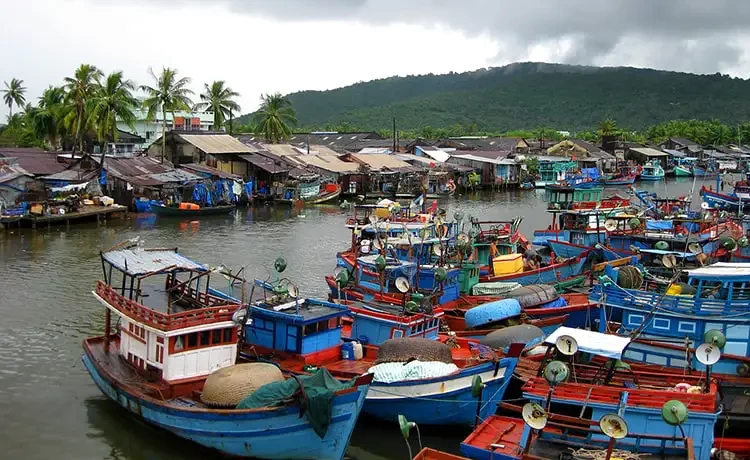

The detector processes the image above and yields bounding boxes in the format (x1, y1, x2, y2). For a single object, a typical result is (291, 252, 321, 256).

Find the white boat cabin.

(95, 246, 245, 382)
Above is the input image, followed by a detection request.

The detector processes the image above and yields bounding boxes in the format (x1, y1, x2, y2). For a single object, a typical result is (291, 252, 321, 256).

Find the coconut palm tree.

(253, 93, 297, 143)
(30, 86, 67, 149)
(194, 80, 240, 131)
(64, 64, 104, 152)
(598, 118, 618, 137)
(2, 78, 27, 119)
(140, 67, 194, 162)
(87, 71, 138, 152)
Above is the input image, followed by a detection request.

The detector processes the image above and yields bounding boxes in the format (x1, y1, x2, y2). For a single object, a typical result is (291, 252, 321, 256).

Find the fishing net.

(479, 324, 545, 350)
(616, 266, 643, 290)
(376, 338, 453, 364)
(200, 363, 284, 408)
(504, 284, 559, 308)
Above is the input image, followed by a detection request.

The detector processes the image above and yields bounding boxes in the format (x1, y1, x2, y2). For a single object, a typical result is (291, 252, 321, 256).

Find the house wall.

(117, 112, 215, 151)
(0, 176, 43, 210)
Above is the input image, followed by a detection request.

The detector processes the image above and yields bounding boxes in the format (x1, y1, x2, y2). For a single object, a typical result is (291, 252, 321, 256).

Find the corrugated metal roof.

(293, 154, 360, 174)
(42, 168, 98, 183)
(181, 163, 242, 180)
(449, 154, 506, 165)
(0, 162, 32, 183)
(0, 149, 68, 176)
(179, 134, 254, 154)
(349, 154, 413, 171)
(630, 147, 669, 157)
(262, 144, 304, 157)
(416, 145, 450, 163)
(236, 153, 289, 174)
(103, 247, 206, 276)
(102, 156, 174, 178)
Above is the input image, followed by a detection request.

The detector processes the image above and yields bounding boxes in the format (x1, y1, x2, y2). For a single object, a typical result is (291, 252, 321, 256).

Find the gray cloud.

(150, 0, 750, 73)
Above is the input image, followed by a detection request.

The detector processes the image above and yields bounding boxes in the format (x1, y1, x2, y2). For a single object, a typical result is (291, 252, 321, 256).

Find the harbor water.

(0, 178, 711, 460)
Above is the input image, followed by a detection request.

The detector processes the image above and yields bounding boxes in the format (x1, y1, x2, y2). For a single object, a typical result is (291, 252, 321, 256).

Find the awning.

(544, 326, 631, 359)
(103, 247, 206, 276)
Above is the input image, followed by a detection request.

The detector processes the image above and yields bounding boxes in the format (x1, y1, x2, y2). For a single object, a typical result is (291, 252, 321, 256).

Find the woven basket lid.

(200, 363, 284, 407)
(376, 338, 453, 364)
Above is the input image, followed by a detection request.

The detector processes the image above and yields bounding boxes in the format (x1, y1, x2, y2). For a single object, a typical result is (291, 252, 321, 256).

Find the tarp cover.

(581, 168, 600, 180)
(471, 282, 522, 296)
(645, 220, 674, 231)
(236, 368, 355, 438)
(544, 326, 631, 359)
(368, 361, 459, 383)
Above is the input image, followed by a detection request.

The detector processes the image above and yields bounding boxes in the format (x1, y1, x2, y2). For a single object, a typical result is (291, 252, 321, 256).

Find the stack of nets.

(376, 338, 453, 364)
(200, 363, 284, 408)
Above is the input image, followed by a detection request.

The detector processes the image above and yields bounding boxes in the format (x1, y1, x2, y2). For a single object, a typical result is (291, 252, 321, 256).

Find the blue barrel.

(464, 299, 522, 330)
(341, 342, 355, 360)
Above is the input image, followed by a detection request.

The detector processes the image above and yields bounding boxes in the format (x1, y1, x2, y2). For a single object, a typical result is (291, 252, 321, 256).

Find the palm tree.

(194, 80, 240, 131)
(598, 118, 618, 137)
(31, 86, 67, 149)
(64, 64, 104, 152)
(2, 78, 27, 119)
(87, 71, 138, 152)
(253, 93, 297, 143)
(140, 67, 194, 162)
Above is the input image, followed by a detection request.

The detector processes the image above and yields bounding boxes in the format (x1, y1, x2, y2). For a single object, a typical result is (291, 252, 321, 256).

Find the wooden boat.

(276, 183, 342, 205)
(639, 161, 665, 181)
(413, 448, 468, 460)
(240, 291, 522, 427)
(82, 245, 371, 459)
(479, 253, 588, 285)
(150, 202, 235, 216)
(461, 408, 698, 460)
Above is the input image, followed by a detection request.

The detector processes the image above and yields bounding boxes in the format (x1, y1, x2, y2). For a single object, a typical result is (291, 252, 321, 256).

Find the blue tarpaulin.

(581, 168, 600, 180)
(646, 220, 673, 231)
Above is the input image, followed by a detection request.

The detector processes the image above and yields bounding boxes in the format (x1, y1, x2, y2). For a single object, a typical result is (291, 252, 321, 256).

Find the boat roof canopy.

(687, 262, 750, 280)
(545, 326, 631, 359)
(102, 247, 206, 276)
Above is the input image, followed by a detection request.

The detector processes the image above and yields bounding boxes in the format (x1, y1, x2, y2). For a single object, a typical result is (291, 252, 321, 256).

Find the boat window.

(199, 331, 211, 346)
(212, 329, 222, 344)
(174, 336, 184, 352)
(223, 327, 233, 343)
(187, 333, 198, 348)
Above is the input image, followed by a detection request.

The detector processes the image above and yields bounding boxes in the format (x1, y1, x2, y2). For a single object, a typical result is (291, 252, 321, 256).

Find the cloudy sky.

(2, 0, 750, 119)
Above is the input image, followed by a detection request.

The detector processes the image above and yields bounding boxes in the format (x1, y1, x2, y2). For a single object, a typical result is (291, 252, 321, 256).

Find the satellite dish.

(701, 202, 710, 210)
(696, 343, 721, 366)
(704, 329, 727, 349)
(274, 256, 288, 273)
(471, 375, 484, 398)
(404, 301, 419, 313)
(628, 217, 641, 230)
(604, 219, 618, 232)
(456, 233, 471, 246)
(720, 237, 737, 251)
(543, 360, 570, 385)
(599, 413, 629, 440)
(231, 308, 247, 325)
(434, 267, 448, 282)
(374, 255, 387, 272)
(662, 254, 678, 269)
(739, 236, 749, 248)
(661, 400, 689, 426)
(432, 244, 444, 257)
(687, 242, 703, 255)
(522, 403, 548, 430)
(555, 335, 578, 356)
(654, 241, 670, 251)
(395, 276, 411, 293)
(287, 284, 299, 299)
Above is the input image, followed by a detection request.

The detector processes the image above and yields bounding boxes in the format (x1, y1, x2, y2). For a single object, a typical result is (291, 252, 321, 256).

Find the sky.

(2, 0, 750, 120)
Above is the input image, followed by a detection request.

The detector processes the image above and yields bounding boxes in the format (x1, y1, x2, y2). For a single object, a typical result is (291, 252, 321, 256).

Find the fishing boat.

(700, 176, 750, 211)
(276, 177, 342, 205)
(512, 327, 719, 460)
(478, 253, 588, 285)
(240, 270, 522, 427)
(639, 160, 665, 181)
(674, 157, 697, 177)
(150, 202, 235, 216)
(81, 244, 372, 459)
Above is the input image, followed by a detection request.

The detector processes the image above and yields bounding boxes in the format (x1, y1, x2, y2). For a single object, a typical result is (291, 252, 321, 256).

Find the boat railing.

(522, 377, 717, 412)
(594, 284, 750, 314)
(96, 280, 240, 331)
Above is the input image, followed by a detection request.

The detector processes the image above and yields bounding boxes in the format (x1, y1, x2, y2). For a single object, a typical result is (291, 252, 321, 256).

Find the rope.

(568, 448, 646, 460)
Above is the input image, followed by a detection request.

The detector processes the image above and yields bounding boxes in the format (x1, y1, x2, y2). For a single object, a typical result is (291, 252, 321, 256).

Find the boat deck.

(24, 205, 127, 227)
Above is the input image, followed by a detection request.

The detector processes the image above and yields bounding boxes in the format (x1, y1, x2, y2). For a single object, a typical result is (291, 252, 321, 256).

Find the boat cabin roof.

(545, 326, 631, 360)
(687, 262, 750, 280)
(103, 247, 205, 277)
(638, 248, 695, 258)
(251, 298, 348, 324)
(358, 254, 416, 269)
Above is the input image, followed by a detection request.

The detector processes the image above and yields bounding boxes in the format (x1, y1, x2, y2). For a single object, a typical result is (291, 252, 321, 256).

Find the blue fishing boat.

(639, 160, 665, 181)
(516, 327, 719, 460)
(591, 262, 750, 376)
(240, 273, 522, 427)
(83, 245, 371, 460)
(479, 253, 588, 285)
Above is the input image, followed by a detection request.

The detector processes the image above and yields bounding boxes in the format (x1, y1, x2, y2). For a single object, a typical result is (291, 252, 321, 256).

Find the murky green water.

(0, 178, 709, 460)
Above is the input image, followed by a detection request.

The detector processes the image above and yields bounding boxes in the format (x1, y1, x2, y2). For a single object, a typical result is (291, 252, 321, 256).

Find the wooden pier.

(1, 205, 128, 229)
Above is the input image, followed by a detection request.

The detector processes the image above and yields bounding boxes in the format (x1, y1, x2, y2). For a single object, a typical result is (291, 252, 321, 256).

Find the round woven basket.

(376, 338, 453, 364)
(200, 363, 284, 408)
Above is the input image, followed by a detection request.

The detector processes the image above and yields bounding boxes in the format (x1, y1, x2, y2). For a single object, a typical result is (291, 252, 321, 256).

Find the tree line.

(1, 65, 299, 153)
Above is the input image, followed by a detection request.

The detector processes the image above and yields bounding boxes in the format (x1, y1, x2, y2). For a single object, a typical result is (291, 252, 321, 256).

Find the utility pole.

(229, 108, 233, 135)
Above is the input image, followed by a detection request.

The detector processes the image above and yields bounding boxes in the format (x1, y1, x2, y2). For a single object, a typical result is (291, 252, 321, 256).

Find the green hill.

(236, 62, 750, 132)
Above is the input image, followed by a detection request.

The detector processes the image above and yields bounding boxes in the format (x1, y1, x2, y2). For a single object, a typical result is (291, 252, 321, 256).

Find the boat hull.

(82, 347, 368, 459)
(674, 166, 693, 177)
(363, 359, 516, 425)
(479, 255, 587, 285)
(150, 204, 236, 216)
(547, 240, 628, 261)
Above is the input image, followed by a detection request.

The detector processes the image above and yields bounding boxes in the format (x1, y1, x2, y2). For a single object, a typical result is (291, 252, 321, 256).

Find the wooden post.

(104, 308, 111, 352)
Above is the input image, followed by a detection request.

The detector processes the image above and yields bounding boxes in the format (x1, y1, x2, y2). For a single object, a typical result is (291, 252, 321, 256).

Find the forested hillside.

(235, 62, 750, 132)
